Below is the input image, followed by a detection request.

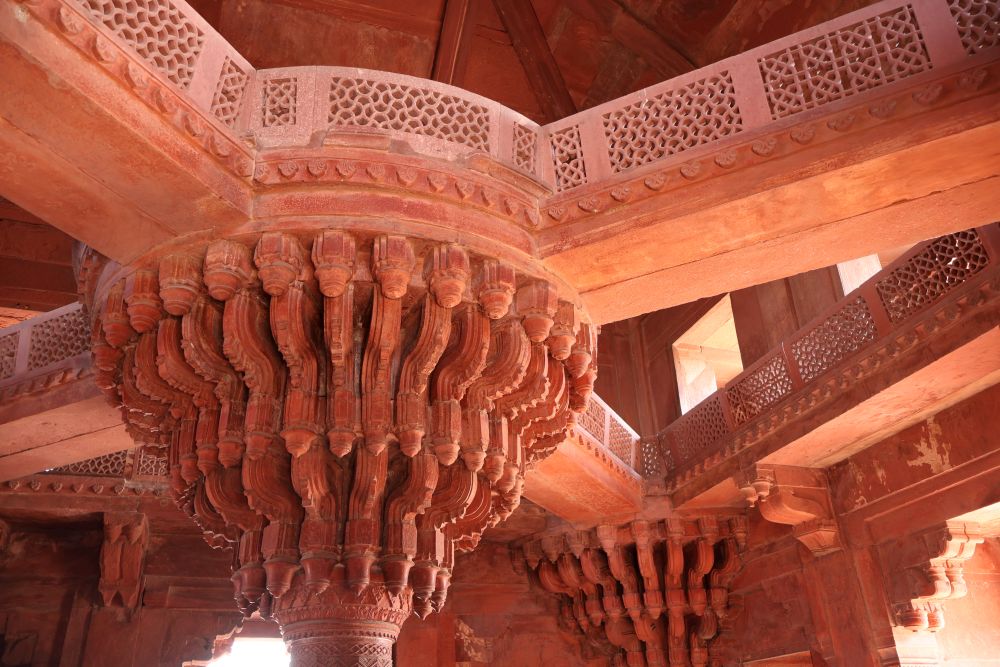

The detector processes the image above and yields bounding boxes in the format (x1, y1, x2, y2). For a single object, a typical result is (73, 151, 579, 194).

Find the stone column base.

(284, 618, 399, 667)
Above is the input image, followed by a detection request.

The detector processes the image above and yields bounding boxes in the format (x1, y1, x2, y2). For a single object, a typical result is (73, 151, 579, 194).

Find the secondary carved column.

(521, 518, 746, 667)
(84, 229, 595, 665)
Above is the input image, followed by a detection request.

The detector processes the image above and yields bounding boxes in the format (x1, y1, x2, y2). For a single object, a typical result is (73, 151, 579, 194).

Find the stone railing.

(243, 66, 545, 182)
(59, 0, 253, 130)
(574, 392, 640, 470)
(0, 302, 91, 403)
(40, 0, 999, 192)
(649, 223, 1000, 489)
(542, 0, 996, 194)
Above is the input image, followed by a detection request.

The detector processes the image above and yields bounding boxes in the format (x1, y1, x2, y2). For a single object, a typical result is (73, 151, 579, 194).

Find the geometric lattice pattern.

(75, 0, 204, 88)
(549, 125, 587, 191)
(876, 230, 990, 324)
(47, 450, 128, 477)
(262, 77, 298, 127)
(947, 0, 1000, 54)
(640, 438, 667, 477)
(759, 5, 930, 119)
(791, 296, 878, 383)
(135, 448, 169, 478)
(603, 72, 742, 173)
(0, 331, 17, 380)
(27, 308, 90, 371)
(577, 397, 606, 443)
(210, 57, 249, 128)
(576, 396, 638, 467)
(672, 394, 729, 462)
(292, 640, 392, 667)
(726, 353, 794, 426)
(329, 78, 490, 152)
(513, 123, 537, 174)
(607, 419, 637, 466)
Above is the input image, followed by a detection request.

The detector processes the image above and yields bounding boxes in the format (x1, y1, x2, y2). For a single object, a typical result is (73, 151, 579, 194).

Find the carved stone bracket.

(83, 229, 595, 661)
(887, 521, 985, 633)
(736, 464, 841, 556)
(517, 516, 745, 667)
(99, 511, 149, 609)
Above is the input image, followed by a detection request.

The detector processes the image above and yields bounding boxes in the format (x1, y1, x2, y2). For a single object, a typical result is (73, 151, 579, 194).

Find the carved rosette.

(85, 230, 596, 663)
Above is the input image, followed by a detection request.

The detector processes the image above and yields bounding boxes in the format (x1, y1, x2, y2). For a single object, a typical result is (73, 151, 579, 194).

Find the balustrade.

(650, 223, 1000, 491)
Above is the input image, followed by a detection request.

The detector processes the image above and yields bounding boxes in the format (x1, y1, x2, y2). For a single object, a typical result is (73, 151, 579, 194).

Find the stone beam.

(491, 0, 577, 122)
(533, 0, 1000, 323)
(0, 0, 254, 263)
(524, 429, 643, 526)
(0, 394, 132, 483)
(0, 303, 135, 481)
(431, 0, 477, 86)
(541, 83, 1000, 324)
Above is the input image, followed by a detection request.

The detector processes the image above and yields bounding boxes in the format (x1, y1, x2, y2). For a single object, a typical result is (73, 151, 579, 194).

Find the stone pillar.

(273, 572, 411, 667)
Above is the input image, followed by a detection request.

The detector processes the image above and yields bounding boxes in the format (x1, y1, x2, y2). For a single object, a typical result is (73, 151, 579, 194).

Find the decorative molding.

(250, 154, 541, 231)
(18, 0, 254, 178)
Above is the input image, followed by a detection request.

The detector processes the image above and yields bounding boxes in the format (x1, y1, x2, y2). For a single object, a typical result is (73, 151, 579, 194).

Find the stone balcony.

(645, 223, 1000, 506)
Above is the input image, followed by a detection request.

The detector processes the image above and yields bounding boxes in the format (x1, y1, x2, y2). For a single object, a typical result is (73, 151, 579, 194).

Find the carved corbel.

(487, 342, 549, 484)
(395, 244, 466, 457)
(312, 230, 359, 457)
(663, 519, 687, 667)
(516, 280, 558, 342)
(103, 279, 136, 348)
(557, 552, 605, 627)
(513, 353, 564, 474)
(156, 315, 220, 486)
(476, 259, 515, 319)
(362, 235, 414, 454)
(413, 466, 478, 617)
(446, 472, 494, 555)
(124, 268, 163, 333)
(737, 464, 841, 556)
(567, 322, 597, 379)
(891, 521, 986, 633)
(254, 233, 326, 457)
(99, 512, 148, 610)
(546, 300, 579, 360)
(430, 303, 490, 465)
(343, 446, 389, 595)
(597, 525, 644, 623)
(461, 317, 530, 472)
(580, 547, 626, 621)
(204, 239, 300, 598)
(383, 451, 440, 594)
(632, 520, 665, 619)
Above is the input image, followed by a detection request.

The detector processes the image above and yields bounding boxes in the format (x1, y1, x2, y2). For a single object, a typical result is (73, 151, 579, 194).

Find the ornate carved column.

(82, 220, 596, 663)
